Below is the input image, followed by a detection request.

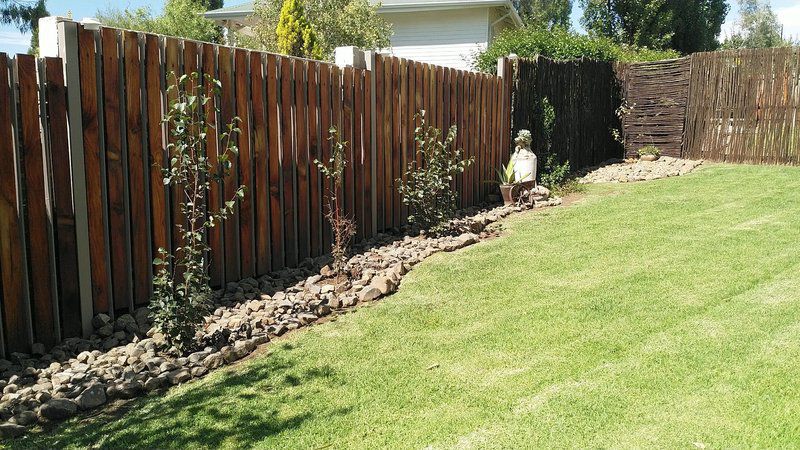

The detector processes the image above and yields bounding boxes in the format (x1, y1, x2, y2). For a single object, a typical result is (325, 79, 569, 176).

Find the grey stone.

(144, 376, 168, 391)
(11, 410, 38, 426)
(371, 276, 396, 295)
(167, 369, 191, 385)
(75, 384, 106, 410)
(202, 352, 224, 369)
(92, 313, 111, 329)
(358, 287, 382, 302)
(0, 422, 26, 438)
(39, 399, 77, 420)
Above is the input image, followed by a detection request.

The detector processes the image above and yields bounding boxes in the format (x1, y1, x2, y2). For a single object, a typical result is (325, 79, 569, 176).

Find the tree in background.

(722, 0, 790, 49)
(1, 0, 49, 55)
(97, 0, 221, 43)
(246, 0, 391, 60)
(275, 0, 321, 58)
(581, 0, 728, 54)
(474, 27, 678, 72)
(517, 0, 572, 29)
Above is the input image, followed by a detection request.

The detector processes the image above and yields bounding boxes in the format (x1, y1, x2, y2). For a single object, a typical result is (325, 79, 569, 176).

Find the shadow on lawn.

(19, 344, 347, 448)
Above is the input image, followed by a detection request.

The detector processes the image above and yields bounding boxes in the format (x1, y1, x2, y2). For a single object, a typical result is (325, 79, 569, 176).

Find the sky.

(1, 0, 800, 54)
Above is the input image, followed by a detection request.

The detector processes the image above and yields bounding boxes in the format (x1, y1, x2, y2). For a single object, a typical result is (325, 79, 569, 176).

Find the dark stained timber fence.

(513, 56, 622, 171)
(0, 23, 513, 355)
(615, 57, 691, 158)
(682, 47, 800, 164)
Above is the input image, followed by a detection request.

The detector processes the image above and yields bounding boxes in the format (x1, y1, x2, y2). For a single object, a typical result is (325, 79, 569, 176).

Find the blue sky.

(1, 0, 799, 54)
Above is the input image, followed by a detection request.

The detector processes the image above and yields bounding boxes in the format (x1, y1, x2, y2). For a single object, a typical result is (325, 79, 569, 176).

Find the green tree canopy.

(2, 0, 47, 33)
(97, 0, 221, 43)
(245, 0, 392, 60)
(275, 0, 321, 58)
(722, 0, 790, 49)
(517, 0, 573, 29)
(581, 0, 729, 54)
(474, 26, 678, 73)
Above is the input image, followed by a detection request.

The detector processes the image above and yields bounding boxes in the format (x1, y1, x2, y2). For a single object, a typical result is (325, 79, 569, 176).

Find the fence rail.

(0, 22, 513, 355)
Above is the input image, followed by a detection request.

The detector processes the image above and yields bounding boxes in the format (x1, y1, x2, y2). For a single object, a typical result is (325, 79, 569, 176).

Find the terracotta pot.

(639, 154, 659, 162)
(500, 184, 514, 206)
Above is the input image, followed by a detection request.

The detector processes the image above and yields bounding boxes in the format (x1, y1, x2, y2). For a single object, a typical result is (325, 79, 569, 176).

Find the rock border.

(0, 195, 561, 439)
(579, 156, 703, 184)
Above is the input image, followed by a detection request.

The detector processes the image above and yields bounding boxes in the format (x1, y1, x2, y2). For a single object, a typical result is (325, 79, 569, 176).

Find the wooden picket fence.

(0, 22, 512, 354)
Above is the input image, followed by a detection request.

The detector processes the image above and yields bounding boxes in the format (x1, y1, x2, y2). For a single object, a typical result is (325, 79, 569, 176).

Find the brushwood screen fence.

(0, 22, 512, 354)
(682, 47, 800, 164)
(512, 56, 622, 171)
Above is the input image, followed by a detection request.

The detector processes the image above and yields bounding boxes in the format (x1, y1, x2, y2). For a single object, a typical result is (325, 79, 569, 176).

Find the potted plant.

(494, 161, 527, 206)
(638, 145, 661, 161)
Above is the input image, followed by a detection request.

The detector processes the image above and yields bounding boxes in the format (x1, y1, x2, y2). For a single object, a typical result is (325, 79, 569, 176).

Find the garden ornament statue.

(511, 129, 536, 185)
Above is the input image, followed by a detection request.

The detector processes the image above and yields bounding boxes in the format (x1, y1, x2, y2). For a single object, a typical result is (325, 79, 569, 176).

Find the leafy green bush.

(539, 154, 570, 190)
(474, 27, 679, 72)
(150, 72, 244, 353)
(637, 145, 661, 157)
(397, 111, 473, 235)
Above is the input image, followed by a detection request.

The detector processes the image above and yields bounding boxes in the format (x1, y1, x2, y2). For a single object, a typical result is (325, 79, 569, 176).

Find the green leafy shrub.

(539, 154, 571, 190)
(314, 127, 356, 275)
(474, 27, 679, 72)
(397, 111, 474, 235)
(637, 145, 661, 157)
(150, 72, 244, 353)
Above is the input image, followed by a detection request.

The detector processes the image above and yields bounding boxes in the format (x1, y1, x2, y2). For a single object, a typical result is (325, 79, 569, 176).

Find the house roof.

(205, 0, 522, 26)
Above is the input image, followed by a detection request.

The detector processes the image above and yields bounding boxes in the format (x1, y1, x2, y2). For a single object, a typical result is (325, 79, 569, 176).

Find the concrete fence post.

(46, 17, 96, 337)
(335, 46, 377, 235)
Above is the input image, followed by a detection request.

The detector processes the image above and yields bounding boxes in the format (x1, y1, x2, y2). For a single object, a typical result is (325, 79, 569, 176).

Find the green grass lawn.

(11, 164, 800, 449)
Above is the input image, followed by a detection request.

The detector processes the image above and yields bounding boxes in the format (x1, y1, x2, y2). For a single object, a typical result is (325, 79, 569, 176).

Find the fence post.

(56, 19, 95, 337)
(364, 51, 377, 236)
(497, 54, 517, 163)
(335, 46, 377, 235)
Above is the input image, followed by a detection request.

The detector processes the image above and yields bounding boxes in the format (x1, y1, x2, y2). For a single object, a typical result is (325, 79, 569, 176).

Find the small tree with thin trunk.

(314, 127, 356, 275)
(150, 72, 244, 353)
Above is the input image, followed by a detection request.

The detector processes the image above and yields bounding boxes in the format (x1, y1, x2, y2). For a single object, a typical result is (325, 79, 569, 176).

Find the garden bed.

(579, 156, 703, 183)
(0, 196, 561, 438)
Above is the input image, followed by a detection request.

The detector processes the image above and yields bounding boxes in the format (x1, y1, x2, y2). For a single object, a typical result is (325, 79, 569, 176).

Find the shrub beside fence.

(0, 22, 512, 355)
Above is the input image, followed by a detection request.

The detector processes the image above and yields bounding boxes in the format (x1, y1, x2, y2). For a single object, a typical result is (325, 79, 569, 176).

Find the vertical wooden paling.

(0, 53, 29, 351)
(331, 65, 343, 245)
(373, 55, 385, 232)
(44, 57, 82, 337)
(266, 54, 283, 268)
(381, 56, 392, 229)
(201, 42, 225, 285)
(319, 62, 332, 249)
(17, 55, 56, 345)
(78, 26, 112, 315)
(164, 37, 181, 263)
(234, 49, 255, 278)
(101, 28, 131, 312)
(353, 68, 365, 241)
(250, 52, 271, 274)
(391, 58, 401, 227)
(399, 58, 409, 224)
(294, 58, 311, 260)
(307, 61, 322, 255)
(363, 68, 373, 238)
(280, 57, 297, 268)
(123, 32, 150, 306)
(342, 67, 355, 232)
(218, 46, 240, 281)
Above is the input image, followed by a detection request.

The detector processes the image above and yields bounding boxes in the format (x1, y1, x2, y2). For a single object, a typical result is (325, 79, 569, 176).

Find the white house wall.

(381, 8, 490, 71)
